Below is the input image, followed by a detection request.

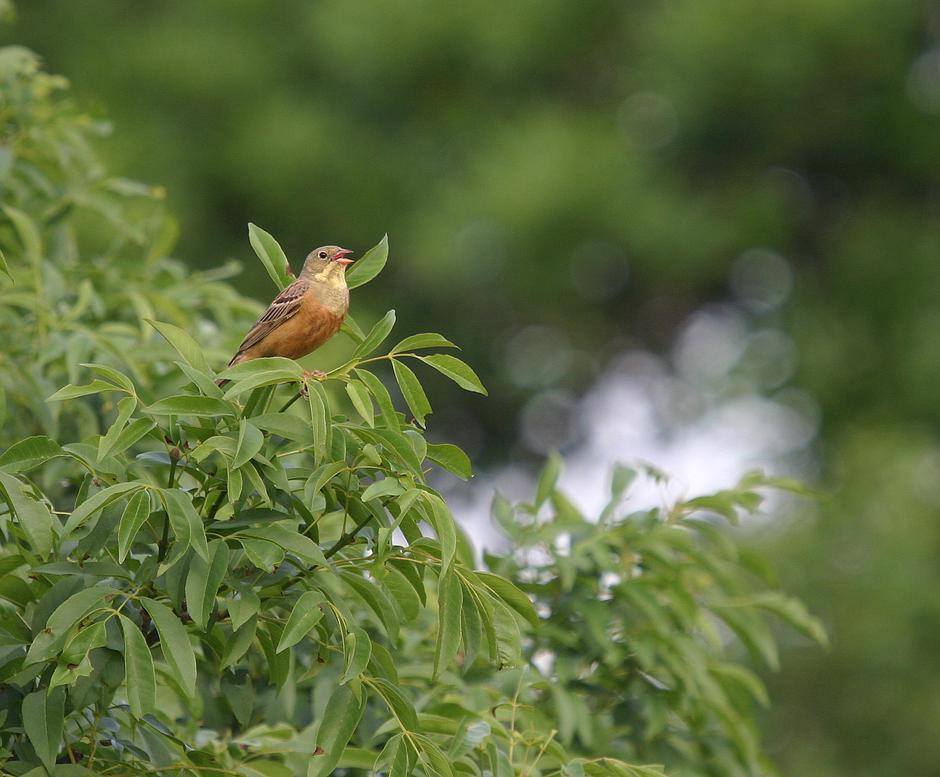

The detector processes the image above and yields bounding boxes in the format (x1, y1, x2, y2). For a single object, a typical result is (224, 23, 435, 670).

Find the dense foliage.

(11, 5, 937, 775)
(0, 44, 256, 448)
(0, 41, 823, 777)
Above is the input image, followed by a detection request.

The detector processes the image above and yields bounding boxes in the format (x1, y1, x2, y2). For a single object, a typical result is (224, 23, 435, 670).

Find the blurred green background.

(5, 1, 940, 775)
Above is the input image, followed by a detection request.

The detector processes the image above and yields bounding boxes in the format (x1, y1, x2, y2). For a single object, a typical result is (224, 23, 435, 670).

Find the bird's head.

(301, 245, 354, 283)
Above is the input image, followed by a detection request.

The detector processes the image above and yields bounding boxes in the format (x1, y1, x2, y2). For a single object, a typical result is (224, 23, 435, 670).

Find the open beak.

(334, 247, 354, 266)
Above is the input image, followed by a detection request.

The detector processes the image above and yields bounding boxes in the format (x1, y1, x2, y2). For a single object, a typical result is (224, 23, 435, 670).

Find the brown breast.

(241, 291, 346, 361)
(291, 289, 347, 359)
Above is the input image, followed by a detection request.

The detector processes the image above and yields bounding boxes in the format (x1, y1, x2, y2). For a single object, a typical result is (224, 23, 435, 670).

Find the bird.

(216, 245, 354, 385)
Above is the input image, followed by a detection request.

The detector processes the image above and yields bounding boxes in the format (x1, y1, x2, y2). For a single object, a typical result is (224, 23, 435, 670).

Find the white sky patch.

(450, 336, 818, 549)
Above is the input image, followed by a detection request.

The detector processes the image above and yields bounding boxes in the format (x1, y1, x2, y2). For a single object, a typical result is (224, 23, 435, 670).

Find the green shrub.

(0, 44, 824, 777)
(0, 44, 257, 450)
(489, 462, 827, 776)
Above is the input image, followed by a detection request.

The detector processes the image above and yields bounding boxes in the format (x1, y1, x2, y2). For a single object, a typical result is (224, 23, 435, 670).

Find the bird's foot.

(299, 370, 327, 397)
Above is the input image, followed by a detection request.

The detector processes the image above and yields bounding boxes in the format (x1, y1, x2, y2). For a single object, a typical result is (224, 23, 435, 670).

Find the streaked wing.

(231, 279, 310, 359)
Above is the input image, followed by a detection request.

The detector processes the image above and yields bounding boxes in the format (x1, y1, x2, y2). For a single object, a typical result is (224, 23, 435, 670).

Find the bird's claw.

(300, 370, 327, 397)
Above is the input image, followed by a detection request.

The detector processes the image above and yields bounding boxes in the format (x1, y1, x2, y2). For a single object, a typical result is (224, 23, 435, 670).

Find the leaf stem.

(278, 391, 303, 413)
(323, 511, 375, 559)
(205, 488, 226, 521)
(157, 512, 170, 563)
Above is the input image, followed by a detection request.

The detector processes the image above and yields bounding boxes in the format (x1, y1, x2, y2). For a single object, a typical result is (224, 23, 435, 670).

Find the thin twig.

(278, 391, 303, 413)
(156, 512, 170, 563)
(323, 512, 376, 559)
(205, 488, 226, 521)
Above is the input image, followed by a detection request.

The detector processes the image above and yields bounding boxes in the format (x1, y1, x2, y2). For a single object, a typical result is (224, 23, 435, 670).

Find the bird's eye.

(318, 251, 327, 259)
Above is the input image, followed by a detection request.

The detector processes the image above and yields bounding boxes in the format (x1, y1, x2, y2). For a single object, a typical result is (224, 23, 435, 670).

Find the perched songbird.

(217, 245, 354, 384)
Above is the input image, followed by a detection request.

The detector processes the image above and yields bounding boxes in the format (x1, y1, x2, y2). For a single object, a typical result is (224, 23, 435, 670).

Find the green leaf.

(422, 493, 456, 572)
(308, 684, 367, 777)
(361, 477, 404, 503)
(253, 412, 315, 444)
(46, 586, 119, 634)
(340, 314, 366, 344)
(0, 436, 69, 473)
(710, 662, 770, 708)
(746, 592, 829, 646)
(2, 205, 42, 267)
(162, 488, 210, 563)
(98, 395, 137, 461)
(355, 368, 401, 431)
(460, 588, 484, 668)
(0, 244, 10, 283)
(345, 379, 375, 427)
(241, 523, 327, 566)
(23, 687, 65, 770)
(344, 233, 388, 290)
(414, 734, 455, 777)
(47, 379, 127, 402)
(257, 623, 292, 688)
(433, 569, 463, 679)
(50, 655, 93, 691)
(117, 490, 152, 562)
(391, 332, 458, 354)
(63, 482, 142, 536)
(305, 461, 349, 502)
(307, 380, 332, 464)
(176, 360, 223, 397)
(420, 354, 487, 395)
(228, 588, 261, 631)
(375, 735, 411, 777)
(392, 359, 431, 427)
(82, 362, 137, 395)
(221, 615, 258, 669)
(248, 222, 293, 289)
(341, 571, 400, 640)
(368, 676, 419, 732)
(232, 420, 265, 469)
(382, 567, 421, 621)
(353, 309, 396, 359)
(241, 538, 283, 571)
(474, 571, 539, 627)
(61, 621, 108, 664)
(536, 452, 563, 508)
(610, 464, 636, 500)
(145, 395, 236, 417)
(241, 461, 272, 507)
(228, 466, 244, 504)
(221, 673, 255, 727)
(426, 443, 471, 480)
(356, 428, 423, 476)
(119, 614, 156, 719)
(219, 357, 304, 396)
(277, 590, 325, 652)
(104, 418, 156, 459)
(0, 471, 54, 557)
(492, 600, 522, 668)
(185, 539, 230, 629)
(190, 434, 237, 464)
(146, 318, 213, 375)
(239, 760, 294, 777)
(339, 626, 372, 684)
(140, 597, 197, 696)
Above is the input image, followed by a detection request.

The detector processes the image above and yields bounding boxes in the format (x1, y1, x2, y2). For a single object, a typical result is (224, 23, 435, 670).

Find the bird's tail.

(215, 353, 242, 387)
